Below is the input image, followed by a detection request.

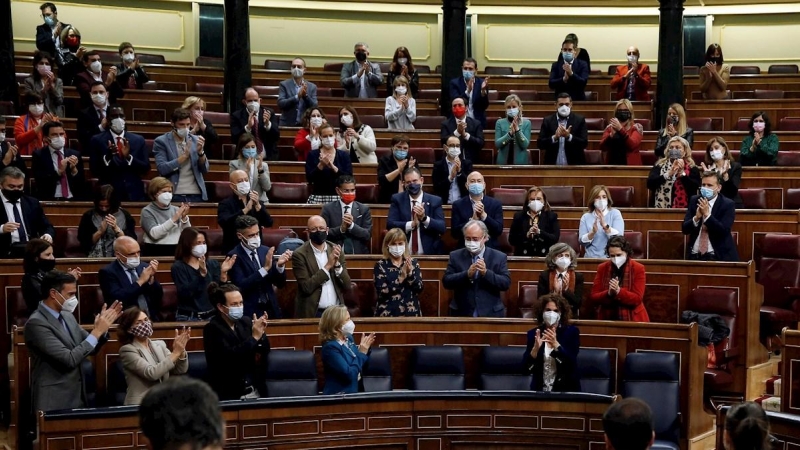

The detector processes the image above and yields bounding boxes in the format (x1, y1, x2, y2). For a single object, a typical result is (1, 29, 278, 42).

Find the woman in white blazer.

(336, 105, 377, 163)
(117, 307, 191, 405)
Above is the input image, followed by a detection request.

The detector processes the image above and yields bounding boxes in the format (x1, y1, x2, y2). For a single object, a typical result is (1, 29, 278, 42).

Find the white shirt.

(445, 157, 461, 204)
(464, 81, 475, 119)
(240, 243, 286, 278)
(691, 195, 718, 254)
(405, 193, 431, 255)
(0, 191, 24, 243)
(312, 243, 342, 309)
(339, 200, 355, 230)
(49, 147, 72, 199)
(453, 117, 471, 141)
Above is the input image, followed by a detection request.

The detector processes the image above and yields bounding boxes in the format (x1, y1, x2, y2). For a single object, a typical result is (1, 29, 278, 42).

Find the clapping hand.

(171, 327, 191, 357)
(262, 109, 271, 124)
(251, 313, 268, 340)
(262, 246, 276, 270)
(472, 201, 485, 220)
(705, 61, 716, 70)
(2, 144, 18, 165)
(358, 332, 376, 354)
(542, 327, 559, 349)
(476, 257, 487, 276)
(481, 76, 490, 91)
(341, 212, 353, 232)
(608, 277, 620, 296)
(276, 249, 292, 267)
(93, 301, 123, 336)
(531, 329, 543, 357)
(628, 62, 638, 75)
(220, 255, 237, 273)
(754, 132, 763, 146)
(68, 267, 82, 279)
(609, 117, 622, 131)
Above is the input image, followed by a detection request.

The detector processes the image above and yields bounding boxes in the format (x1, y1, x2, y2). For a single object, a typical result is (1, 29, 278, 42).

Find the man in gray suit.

(278, 57, 318, 127)
(153, 108, 210, 203)
(24, 270, 122, 412)
(340, 42, 384, 98)
(321, 174, 373, 254)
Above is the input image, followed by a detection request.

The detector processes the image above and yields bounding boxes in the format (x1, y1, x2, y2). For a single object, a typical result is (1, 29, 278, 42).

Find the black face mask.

(708, 57, 721, 65)
(2, 188, 23, 202)
(355, 51, 367, 63)
(310, 230, 327, 245)
(39, 258, 56, 272)
(615, 110, 631, 122)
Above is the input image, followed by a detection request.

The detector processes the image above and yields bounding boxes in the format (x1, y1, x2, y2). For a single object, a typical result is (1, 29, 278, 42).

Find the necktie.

(56, 151, 69, 198)
(342, 205, 354, 254)
(556, 274, 564, 294)
(410, 200, 419, 254)
(472, 255, 480, 280)
(626, 70, 636, 100)
(127, 268, 138, 284)
(116, 137, 124, 153)
(98, 108, 105, 120)
(58, 315, 72, 341)
(252, 115, 264, 154)
(251, 251, 261, 270)
(11, 200, 28, 243)
(127, 268, 151, 314)
(698, 224, 710, 254)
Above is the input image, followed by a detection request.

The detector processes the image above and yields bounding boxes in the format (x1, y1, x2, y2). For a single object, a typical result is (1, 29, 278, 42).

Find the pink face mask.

(753, 122, 765, 133)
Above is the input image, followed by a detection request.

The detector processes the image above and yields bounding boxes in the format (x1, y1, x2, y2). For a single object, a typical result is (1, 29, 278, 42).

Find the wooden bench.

(780, 328, 800, 414)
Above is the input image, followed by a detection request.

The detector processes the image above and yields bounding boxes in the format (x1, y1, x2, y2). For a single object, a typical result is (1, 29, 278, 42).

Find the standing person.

(386, 46, 419, 97)
(432, 136, 473, 205)
(319, 305, 376, 394)
(509, 186, 560, 257)
(76, 81, 112, 150)
(228, 134, 272, 204)
(278, 57, 318, 127)
(99, 236, 164, 315)
(450, 171, 504, 250)
(740, 111, 779, 167)
(537, 243, 583, 315)
(603, 398, 655, 450)
(523, 293, 580, 392)
(293, 107, 326, 162)
(374, 228, 423, 317)
(588, 236, 649, 322)
(22, 238, 82, 312)
(182, 96, 218, 146)
(73, 51, 123, 108)
(14, 92, 54, 156)
(340, 42, 384, 98)
(555, 33, 591, 72)
(385, 76, 417, 131)
(23, 51, 64, 117)
(305, 123, 352, 204)
(115, 42, 150, 90)
(53, 25, 85, 85)
(440, 97, 485, 162)
(87, 106, 149, 201)
(495, 94, 532, 165)
(549, 39, 589, 101)
(600, 99, 642, 165)
(0, 166, 55, 259)
(230, 87, 280, 160)
(699, 43, 730, 100)
(218, 169, 273, 254)
(654, 103, 694, 159)
(448, 57, 489, 128)
(140, 177, 191, 257)
(77, 185, 137, 257)
(31, 121, 86, 201)
(154, 108, 209, 203)
(386, 167, 447, 255)
(579, 185, 624, 258)
(336, 106, 377, 164)
(610, 46, 652, 101)
(377, 134, 415, 203)
(321, 175, 373, 255)
(24, 270, 122, 412)
(36, 3, 69, 59)
(682, 171, 739, 262)
(172, 228, 234, 321)
(647, 136, 701, 209)
(538, 93, 588, 165)
(700, 137, 742, 208)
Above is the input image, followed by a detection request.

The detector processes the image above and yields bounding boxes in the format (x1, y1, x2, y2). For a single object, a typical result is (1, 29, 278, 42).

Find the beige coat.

(119, 340, 188, 405)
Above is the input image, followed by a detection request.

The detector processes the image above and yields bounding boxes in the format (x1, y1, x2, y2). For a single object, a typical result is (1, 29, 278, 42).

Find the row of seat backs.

(758, 234, 800, 343)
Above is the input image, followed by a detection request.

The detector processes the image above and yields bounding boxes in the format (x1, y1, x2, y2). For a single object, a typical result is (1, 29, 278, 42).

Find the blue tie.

(11, 200, 28, 243)
(472, 255, 480, 280)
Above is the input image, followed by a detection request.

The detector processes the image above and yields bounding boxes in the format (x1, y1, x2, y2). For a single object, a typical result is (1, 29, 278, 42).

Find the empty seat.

(490, 187, 525, 206)
(362, 347, 392, 392)
(607, 65, 618, 76)
(584, 150, 603, 165)
(409, 346, 465, 390)
(518, 285, 538, 319)
(779, 117, 800, 131)
(787, 188, 800, 209)
(137, 53, 166, 64)
(408, 147, 434, 164)
(265, 350, 318, 397)
(634, 118, 651, 131)
(186, 351, 209, 382)
(359, 115, 385, 129)
(541, 186, 576, 207)
(584, 118, 605, 130)
(738, 188, 767, 209)
(261, 228, 293, 250)
(735, 117, 751, 131)
(485, 66, 513, 75)
(683, 66, 699, 76)
(194, 83, 223, 93)
(496, 229, 514, 256)
(622, 352, 681, 450)
(205, 228, 224, 256)
(583, 91, 598, 101)
(560, 230, 582, 257)
(316, 87, 332, 97)
(81, 359, 98, 407)
(253, 85, 279, 96)
(577, 348, 612, 395)
(686, 117, 713, 131)
(269, 182, 310, 203)
(479, 346, 532, 390)
(378, 62, 391, 74)
(685, 287, 738, 394)
(203, 111, 230, 125)
(323, 62, 344, 72)
(414, 115, 445, 129)
(415, 65, 431, 74)
(730, 65, 760, 74)
(758, 234, 800, 349)
(754, 89, 784, 99)
(78, 285, 105, 325)
(768, 64, 799, 74)
(606, 186, 634, 207)
(159, 284, 177, 322)
(624, 231, 645, 259)
(355, 183, 379, 204)
(143, 81, 187, 91)
(63, 228, 82, 258)
(205, 181, 230, 202)
(508, 90, 538, 101)
(264, 59, 292, 70)
(520, 68, 548, 76)
(416, 90, 439, 101)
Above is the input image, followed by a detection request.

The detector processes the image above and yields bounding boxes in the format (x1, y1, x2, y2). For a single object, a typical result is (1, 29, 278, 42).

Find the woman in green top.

(495, 94, 532, 165)
(740, 111, 779, 166)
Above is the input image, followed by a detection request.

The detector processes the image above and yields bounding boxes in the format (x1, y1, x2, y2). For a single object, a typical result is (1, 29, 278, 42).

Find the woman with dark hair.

(700, 137, 743, 208)
(23, 51, 64, 117)
(22, 238, 81, 312)
(722, 402, 771, 450)
(588, 236, 649, 322)
(523, 293, 580, 392)
(740, 111, 779, 167)
(336, 106, 376, 163)
(228, 133, 271, 203)
(14, 92, 55, 156)
(78, 185, 137, 257)
(305, 123, 353, 204)
(117, 307, 190, 405)
(293, 107, 326, 162)
(509, 186, 560, 256)
(537, 243, 583, 315)
(387, 46, 419, 97)
(699, 44, 730, 100)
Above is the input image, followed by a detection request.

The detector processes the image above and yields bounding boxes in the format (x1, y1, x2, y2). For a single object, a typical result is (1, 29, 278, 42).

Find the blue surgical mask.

(242, 147, 257, 159)
(700, 187, 715, 199)
(462, 70, 474, 81)
(225, 305, 244, 320)
(44, 17, 55, 27)
(468, 183, 484, 196)
(562, 52, 574, 63)
(394, 149, 408, 160)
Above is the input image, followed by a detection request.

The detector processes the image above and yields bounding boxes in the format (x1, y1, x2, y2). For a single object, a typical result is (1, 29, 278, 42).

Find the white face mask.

(340, 114, 354, 127)
(388, 245, 405, 257)
(174, 127, 189, 139)
(555, 256, 571, 270)
(157, 192, 172, 206)
(447, 147, 461, 158)
(57, 291, 79, 314)
(122, 53, 135, 63)
(310, 117, 323, 128)
(627, 54, 638, 64)
(191, 244, 207, 258)
(110, 118, 125, 134)
(341, 319, 356, 336)
(236, 181, 251, 196)
(543, 310, 560, 327)
(612, 254, 627, 268)
(395, 86, 407, 95)
(0, 132, 5, 142)
(243, 235, 261, 250)
(121, 255, 140, 269)
(465, 240, 482, 254)
(322, 136, 336, 148)
(49, 136, 65, 150)
(90, 60, 102, 73)
(529, 200, 543, 213)
(558, 105, 571, 117)
(247, 101, 260, 113)
(710, 149, 724, 161)
(291, 67, 304, 78)
(29, 104, 44, 116)
(91, 93, 106, 106)
(594, 199, 608, 211)
(398, 58, 408, 65)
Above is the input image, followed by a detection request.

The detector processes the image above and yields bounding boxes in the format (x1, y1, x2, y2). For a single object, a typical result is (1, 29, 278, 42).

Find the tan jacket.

(292, 241, 351, 318)
(119, 340, 188, 405)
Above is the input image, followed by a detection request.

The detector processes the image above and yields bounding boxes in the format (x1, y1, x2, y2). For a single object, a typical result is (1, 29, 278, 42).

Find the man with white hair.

(341, 42, 384, 98)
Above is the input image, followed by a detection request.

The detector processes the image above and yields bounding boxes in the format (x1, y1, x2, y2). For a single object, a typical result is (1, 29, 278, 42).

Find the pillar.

(0, 0, 17, 104)
(440, 0, 468, 114)
(223, 0, 251, 113)
(655, 0, 685, 126)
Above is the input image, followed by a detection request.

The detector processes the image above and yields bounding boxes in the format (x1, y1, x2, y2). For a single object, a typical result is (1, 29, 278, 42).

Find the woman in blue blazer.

(319, 305, 376, 394)
(523, 293, 580, 392)
(495, 94, 532, 165)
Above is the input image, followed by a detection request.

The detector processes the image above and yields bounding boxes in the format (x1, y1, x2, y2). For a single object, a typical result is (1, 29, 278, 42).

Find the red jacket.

(600, 125, 642, 165)
(293, 128, 314, 162)
(610, 63, 652, 101)
(589, 259, 649, 322)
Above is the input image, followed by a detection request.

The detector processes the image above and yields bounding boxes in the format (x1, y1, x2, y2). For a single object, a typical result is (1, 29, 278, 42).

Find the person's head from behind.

(139, 377, 224, 450)
(565, 33, 579, 49)
(23, 238, 54, 274)
(1, 166, 26, 201)
(208, 282, 243, 322)
(723, 402, 770, 450)
(603, 398, 654, 450)
(319, 305, 352, 344)
(41, 270, 78, 312)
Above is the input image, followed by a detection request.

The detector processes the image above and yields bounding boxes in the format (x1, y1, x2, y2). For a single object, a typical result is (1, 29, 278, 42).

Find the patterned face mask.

(130, 320, 153, 338)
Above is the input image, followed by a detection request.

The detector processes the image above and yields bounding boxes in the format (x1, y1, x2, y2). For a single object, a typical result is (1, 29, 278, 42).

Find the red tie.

(411, 200, 419, 254)
(116, 137, 124, 152)
(698, 225, 710, 254)
(56, 151, 69, 198)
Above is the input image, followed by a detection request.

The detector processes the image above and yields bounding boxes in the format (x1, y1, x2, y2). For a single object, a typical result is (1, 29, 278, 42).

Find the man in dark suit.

(443, 220, 511, 317)
(99, 236, 164, 316)
(218, 170, 273, 254)
(448, 57, 490, 128)
(0, 117, 28, 176)
(88, 106, 149, 201)
(549, 40, 589, 101)
(451, 171, 504, 249)
(76, 82, 112, 151)
(377, 134, 415, 204)
(387, 167, 447, 255)
(538, 93, 589, 165)
(73, 51, 124, 108)
(35, 3, 68, 59)
(24, 270, 122, 413)
(227, 215, 290, 319)
(32, 121, 86, 201)
(340, 42, 384, 98)
(0, 166, 55, 258)
(230, 87, 280, 160)
(682, 171, 739, 262)
(278, 57, 318, 126)
(432, 136, 473, 204)
(440, 97, 485, 162)
(321, 174, 372, 255)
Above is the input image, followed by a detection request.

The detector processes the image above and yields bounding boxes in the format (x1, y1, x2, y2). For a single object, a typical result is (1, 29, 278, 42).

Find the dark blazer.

(387, 191, 447, 255)
(203, 314, 270, 400)
(114, 63, 150, 90)
(523, 324, 581, 392)
(227, 243, 286, 319)
(448, 77, 490, 128)
(0, 142, 29, 176)
(431, 156, 473, 204)
(442, 247, 511, 317)
(277, 79, 319, 127)
(77, 104, 111, 151)
(0, 194, 55, 258)
(31, 146, 86, 200)
(88, 130, 149, 201)
(537, 270, 584, 314)
(321, 200, 373, 254)
(77, 208, 137, 255)
(98, 260, 164, 313)
(74, 70, 124, 108)
(440, 116, 485, 162)
(292, 241, 351, 318)
(720, 162, 744, 208)
(36, 23, 65, 57)
(538, 113, 589, 165)
(340, 61, 384, 98)
(22, 270, 46, 313)
(681, 194, 739, 262)
(450, 195, 504, 249)
(377, 154, 406, 204)
(217, 195, 274, 254)
(230, 106, 280, 160)
(194, 118, 219, 145)
(646, 163, 701, 207)
(305, 149, 352, 197)
(509, 210, 560, 257)
(321, 335, 368, 394)
(548, 59, 589, 101)
(556, 48, 592, 72)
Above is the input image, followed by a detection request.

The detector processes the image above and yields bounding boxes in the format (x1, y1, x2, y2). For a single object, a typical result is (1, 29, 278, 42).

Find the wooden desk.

(780, 328, 800, 414)
(686, 99, 800, 130)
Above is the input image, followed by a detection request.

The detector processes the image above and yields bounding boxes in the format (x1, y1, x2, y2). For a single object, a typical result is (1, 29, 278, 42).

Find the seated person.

(183, 96, 218, 145)
(523, 293, 580, 392)
(0, 117, 28, 175)
(432, 136, 473, 204)
(646, 136, 701, 209)
(319, 305, 376, 394)
(204, 282, 270, 400)
(23, 51, 64, 117)
(340, 42, 384, 99)
(229, 133, 271, 204)
(699, 43, 730, 100)
(336, 106, 377, 164)
(172, 227, 230, 321)
(440, 97, 484, 162)
(140, 177, 191, 257)
(154, 108, 209, 203)
(386, 46, 420, 97)
(588, 236, 649, 322)
(579, 185, 624, 258)
(374, 228, 423, 317)
(448, 57, 489, 127)
(385, 75, 417, 131)
(538, 93, 588, 165)
(278, 57, 318, 127)
(387, 167, 446, 255)
(218, 169, 273, 254)
(31, 120, 86, 200)
(77, 185, 137, 257)
(537, 243, 583, 315)
(682, 171, 739, 262)
(509, 186, 560, 257)
(305, 123, 352, 204)
(549, 39, 589, 101)
(321, 174, 373, 255)
(22, 238, 81, 312)
(450, 171, 503, 249)
(230, 87, 280, 160)
(0, 166, 55, 259)
(99, 236, 163, 315)
(722, 402, 772, 450)
(115, 42, 149, 90)
(76, 81, 112, 150)
(293, 107, 325, 162)
(700, 137, 742, 208)
(603, 398, 655, 450)
(740, 111, 778, 167)
(443, 220, 511, 317)
(117, 307, 189, 405)
(495, 94, 532, 165)
(600, 99, 642, 165)
(14, 92, 54, 155)
(73, 50, 123, 108)
(609, 46, 652, 101)
(654, 103, 694, 158)
(377, 134, 415, 203)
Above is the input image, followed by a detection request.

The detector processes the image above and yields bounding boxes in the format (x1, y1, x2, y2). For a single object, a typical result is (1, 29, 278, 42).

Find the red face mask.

(341, 192, 356, 204)
(452, 105, 466, 117)
(65, 36, 80, 47)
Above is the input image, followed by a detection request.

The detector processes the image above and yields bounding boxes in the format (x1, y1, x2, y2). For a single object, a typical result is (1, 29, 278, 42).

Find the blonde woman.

(647, 136, 700, 209)
(373, 228, 423, 317)
(600, 99, 642, 165)
(319, 305, 376, 394)
(495, 94, 532, 165)
(654, 103, 693, 158)
(385, 75, 417, 130)
(181, 96, 218, 145)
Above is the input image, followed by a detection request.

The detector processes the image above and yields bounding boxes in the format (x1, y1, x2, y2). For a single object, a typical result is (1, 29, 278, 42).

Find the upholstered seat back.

(409, 346, 465, 390)
(265, 350, 319, 397)
(759, 234, 800, 309)
(577, 348, 612, 396)
(479, 346, 532, 391)
(362, 347, 392, 392)
(622, 352, 680, 447)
